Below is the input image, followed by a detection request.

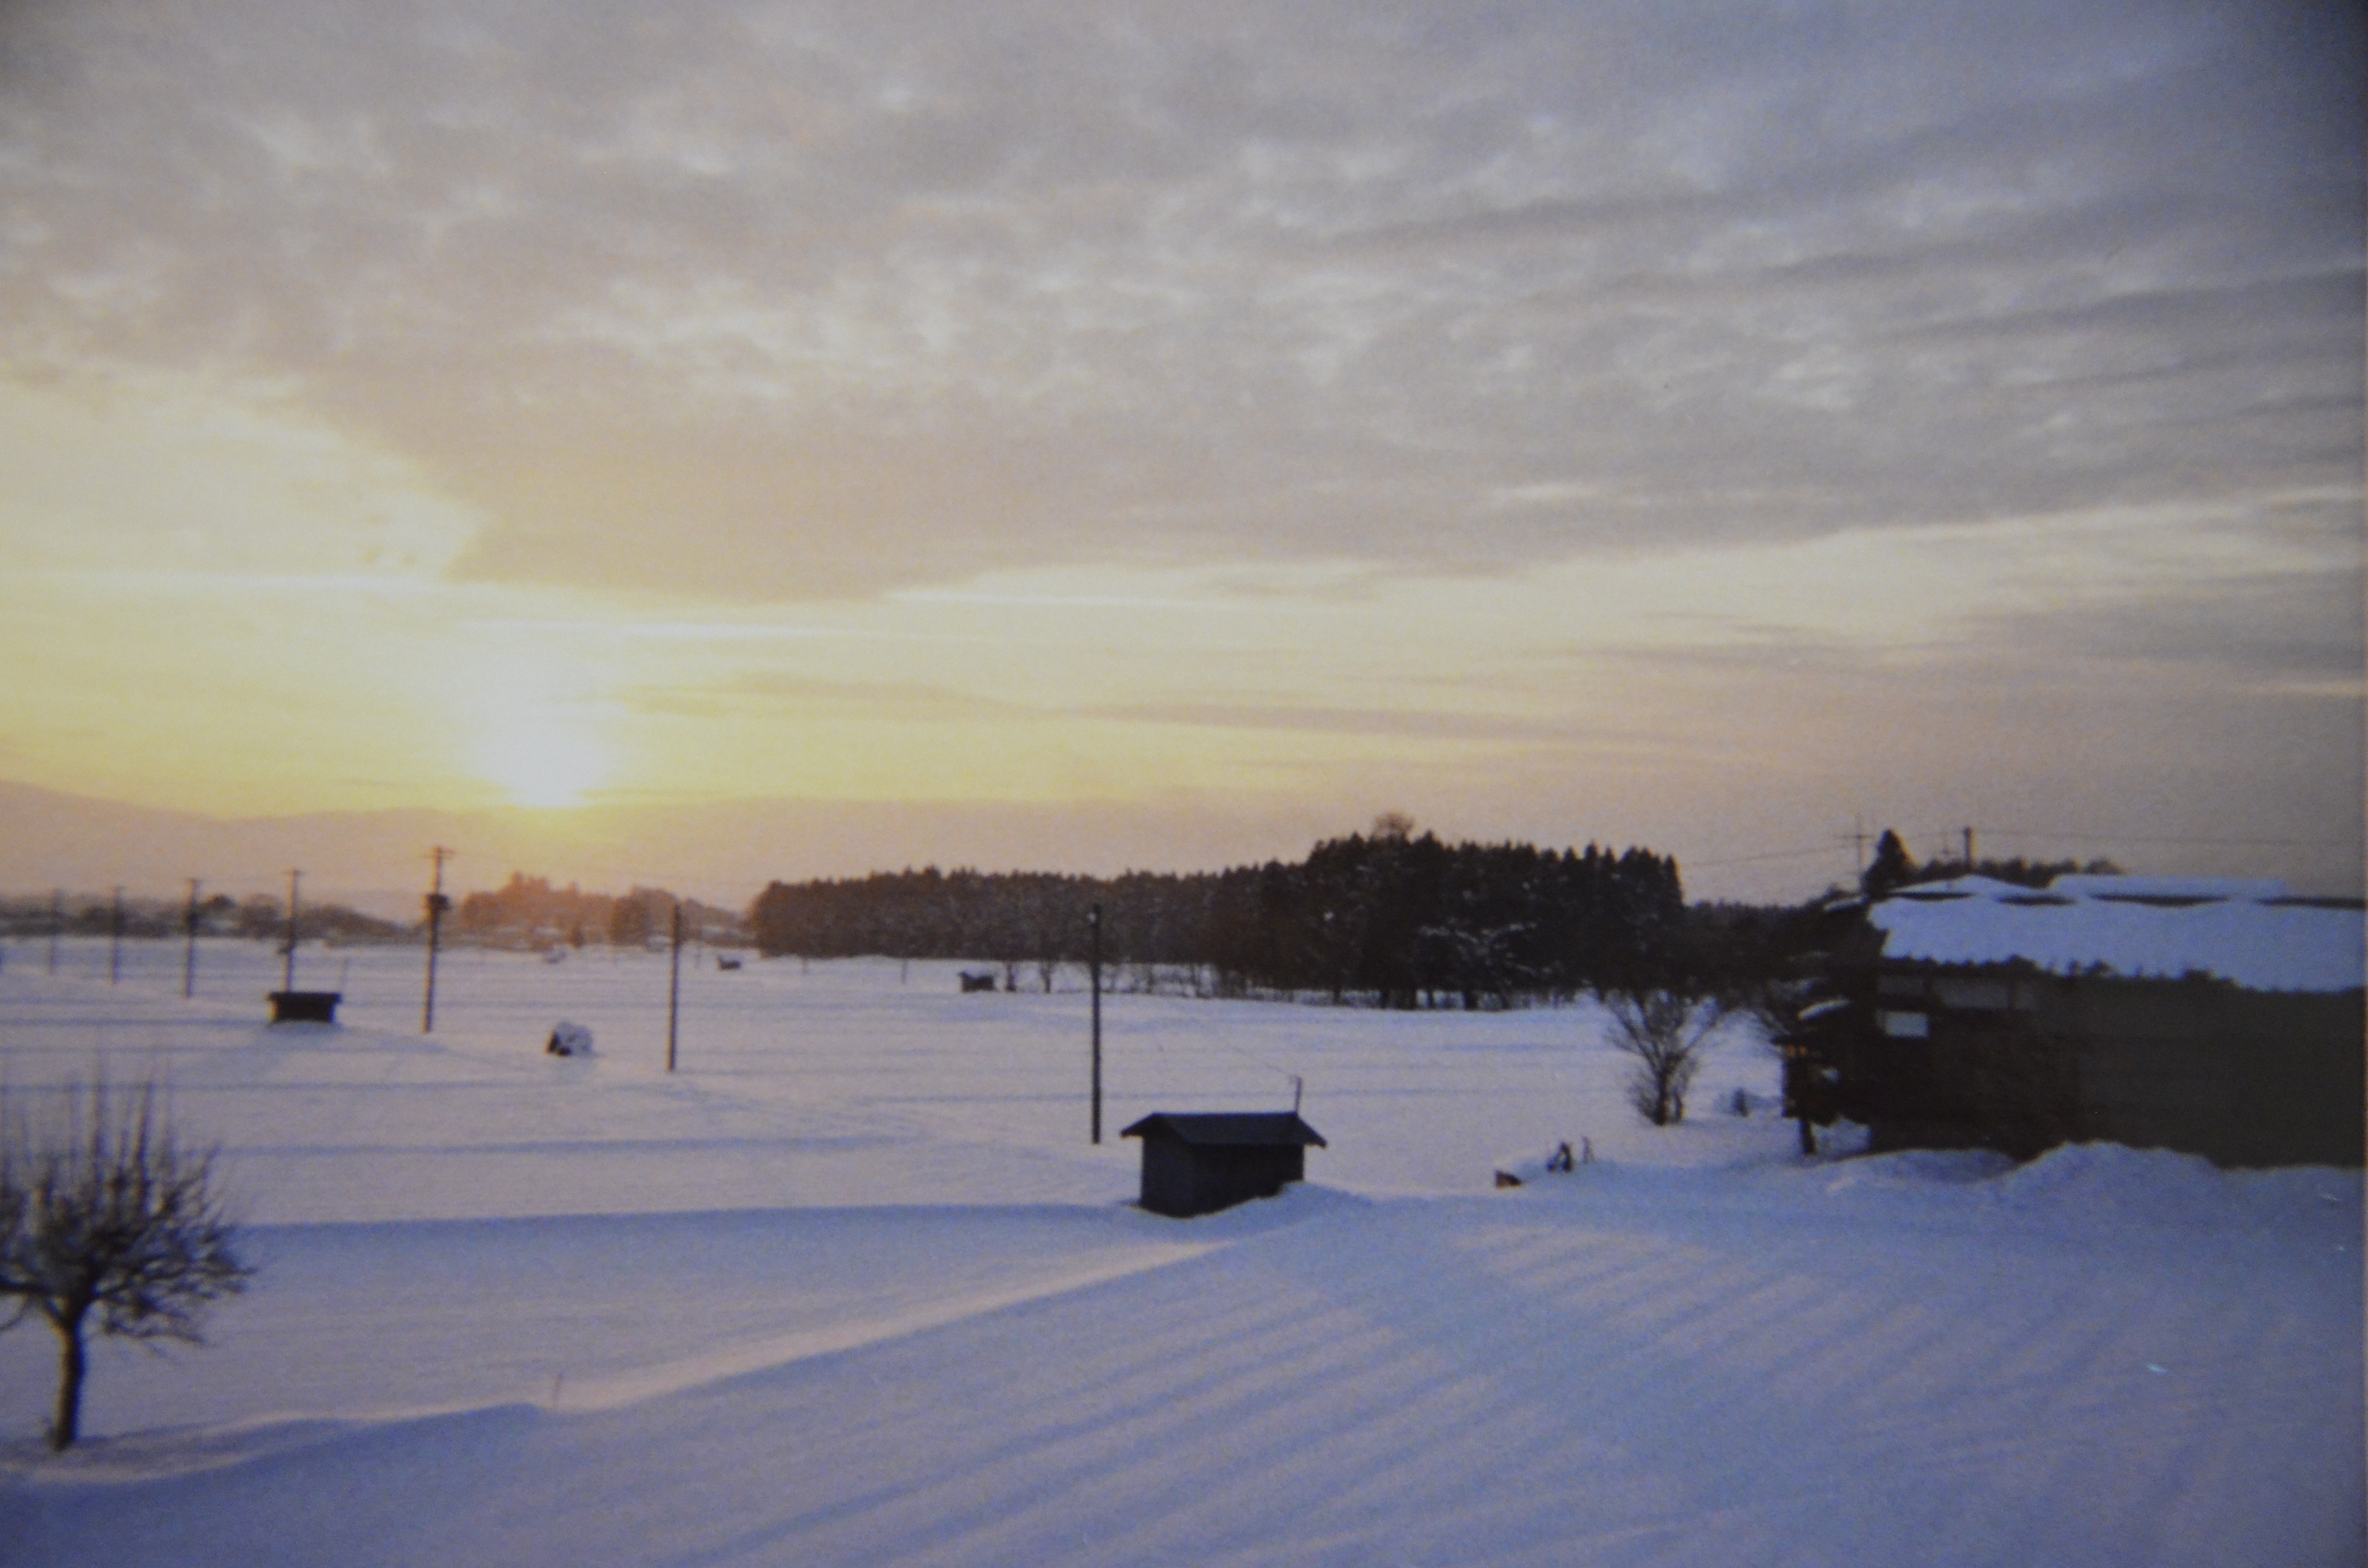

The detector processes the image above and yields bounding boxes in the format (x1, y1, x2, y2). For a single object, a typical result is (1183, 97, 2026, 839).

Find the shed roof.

(1121, 1112, 1328, 1148)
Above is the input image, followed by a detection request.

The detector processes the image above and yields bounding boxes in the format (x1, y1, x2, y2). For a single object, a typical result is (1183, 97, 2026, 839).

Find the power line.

(1799, 823, 2355, 857)
(1683, 820, 2356, 882)
(1681, 845, 1852, 870)
(1970, 829, 2356, 850)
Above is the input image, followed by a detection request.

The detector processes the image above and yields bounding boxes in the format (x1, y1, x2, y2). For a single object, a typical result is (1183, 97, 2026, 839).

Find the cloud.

(619, 671, 1011, 722)
(0, 0, 2357, 600)
(1981, 568, 2368, 687)
(1070, 700, 1588, 747)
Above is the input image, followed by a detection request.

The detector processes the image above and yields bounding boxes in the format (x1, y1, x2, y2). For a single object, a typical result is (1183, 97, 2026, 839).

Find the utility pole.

(1963, 826, 1976, 869)
(282, 870, 301, 992)
(421, 847, 451, 1033)
(109, 887, 124, 985)
(184, 879, 200, 999)
(48, 889, 61, 976)
(666, 899, 683, 1073)
(1088, 904, 1103, 1145)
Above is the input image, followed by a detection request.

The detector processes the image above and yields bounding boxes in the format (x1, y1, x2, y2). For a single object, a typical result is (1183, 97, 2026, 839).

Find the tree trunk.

(1653, 1077, 1679, 1126)
(50, 1318, 87, 1451)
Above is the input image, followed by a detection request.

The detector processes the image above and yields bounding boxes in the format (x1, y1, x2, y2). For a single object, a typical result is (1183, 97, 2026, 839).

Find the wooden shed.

(268, 989, 342, 1024)
(1121, 1112, 1327, 1217)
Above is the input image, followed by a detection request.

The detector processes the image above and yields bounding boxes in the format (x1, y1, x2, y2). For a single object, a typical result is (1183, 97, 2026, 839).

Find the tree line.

(0, 891, 407, 944)
(751, 822, 1687, 1009)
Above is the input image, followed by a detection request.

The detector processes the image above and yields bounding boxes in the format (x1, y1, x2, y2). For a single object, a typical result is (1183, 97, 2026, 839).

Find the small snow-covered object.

(1497, 1138, 1593, 1188)
(546, 1021, 595, 1057)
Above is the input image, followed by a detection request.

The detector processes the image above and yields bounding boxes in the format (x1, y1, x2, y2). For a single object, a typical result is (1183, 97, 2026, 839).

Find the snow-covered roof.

(2047, 874, 2291, 903)
(1121, 1113, 1329, 1148)
(1868, 875, 2365, 993)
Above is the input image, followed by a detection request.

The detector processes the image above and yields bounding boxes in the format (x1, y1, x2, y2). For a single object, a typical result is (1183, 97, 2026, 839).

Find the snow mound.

(1817, 1142, 2362, 1241)
(1137, 1179, 1369, 1236)
(4, 1406, 546, 1489)
(1822, 1148, 2018, 1194)
(1998, 1142, 2228, 1210)
(1993, 1142, 2362, 1231)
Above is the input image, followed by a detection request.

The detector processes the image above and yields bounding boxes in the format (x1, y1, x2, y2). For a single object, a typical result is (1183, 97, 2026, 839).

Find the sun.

(476, 710, 613, 808)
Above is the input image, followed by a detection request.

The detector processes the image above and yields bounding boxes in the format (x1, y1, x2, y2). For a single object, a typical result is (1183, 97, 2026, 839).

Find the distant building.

(1786, 876, 2364, 1167)
(268, 990, 342, 1025)
(1122, 1112, 1329, 1217)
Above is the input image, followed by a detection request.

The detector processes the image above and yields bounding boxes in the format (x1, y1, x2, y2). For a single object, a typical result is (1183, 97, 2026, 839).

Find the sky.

(0, 0, 2360, 905)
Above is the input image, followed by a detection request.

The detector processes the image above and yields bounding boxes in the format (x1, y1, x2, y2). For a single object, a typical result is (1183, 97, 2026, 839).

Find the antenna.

(1291, 1075, 1304, 1115)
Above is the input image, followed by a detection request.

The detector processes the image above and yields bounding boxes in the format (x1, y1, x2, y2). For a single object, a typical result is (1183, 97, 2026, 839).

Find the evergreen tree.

(1862, 830, 1916, 899)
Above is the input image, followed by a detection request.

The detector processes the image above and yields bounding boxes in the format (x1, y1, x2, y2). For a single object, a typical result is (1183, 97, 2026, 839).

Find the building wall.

(2053, 979, 2363, 1167)
(1830, 966, 2364, 1167)
(1837, 972, 2072, 1160)
(1139, 1140, 1308, 1217)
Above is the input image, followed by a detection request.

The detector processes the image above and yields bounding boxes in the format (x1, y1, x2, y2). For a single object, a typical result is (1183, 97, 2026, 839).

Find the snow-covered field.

(1, 937, 2359, 1566)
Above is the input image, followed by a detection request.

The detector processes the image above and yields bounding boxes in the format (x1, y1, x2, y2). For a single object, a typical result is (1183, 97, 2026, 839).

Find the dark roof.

(1120, 1112, 1328, 1149)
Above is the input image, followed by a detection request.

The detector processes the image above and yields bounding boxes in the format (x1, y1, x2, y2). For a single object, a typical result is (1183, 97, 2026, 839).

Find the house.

(1121, 1112, 1328, 1217)
(1787, 876, 2364, 1167)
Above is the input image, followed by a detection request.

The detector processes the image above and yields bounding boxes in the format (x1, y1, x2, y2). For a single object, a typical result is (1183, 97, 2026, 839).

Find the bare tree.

(1601, 987, 1728, 1127)
(0, 1078, 253, 1450)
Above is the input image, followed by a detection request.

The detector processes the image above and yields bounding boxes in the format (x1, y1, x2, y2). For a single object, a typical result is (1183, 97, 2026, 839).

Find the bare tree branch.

(1600, 988, 1729, 1127)
(0, 1076, 253, 1450)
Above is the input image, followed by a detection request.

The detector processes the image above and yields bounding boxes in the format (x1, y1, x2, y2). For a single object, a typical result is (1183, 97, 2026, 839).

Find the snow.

(0, 937, 2360, 1566)
(1870, 874, 2366, 992)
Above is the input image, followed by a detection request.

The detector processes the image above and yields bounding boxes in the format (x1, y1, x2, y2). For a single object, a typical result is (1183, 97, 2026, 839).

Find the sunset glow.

(0, 1, 2357, 905)
(474, 707, 613, 811)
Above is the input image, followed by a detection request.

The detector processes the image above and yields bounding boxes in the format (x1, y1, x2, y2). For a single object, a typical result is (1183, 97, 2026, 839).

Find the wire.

(1681, 845, 1851, 869)
(1967, 829, 2357, 849)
